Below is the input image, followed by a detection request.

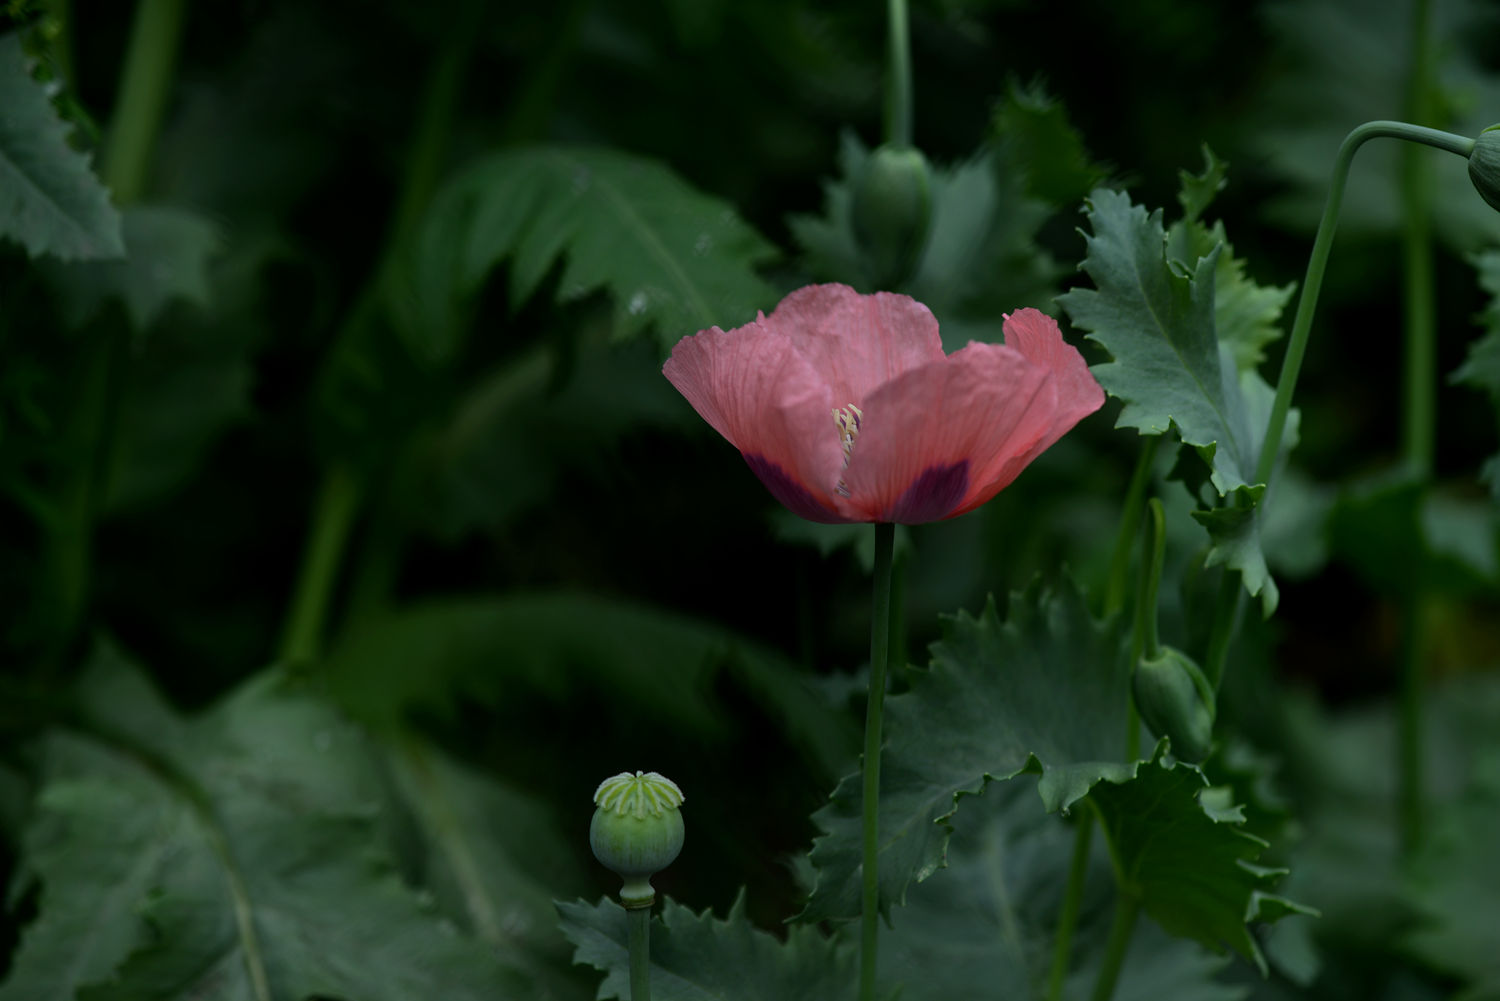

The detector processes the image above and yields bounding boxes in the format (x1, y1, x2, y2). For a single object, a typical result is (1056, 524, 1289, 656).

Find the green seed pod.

(589, 771, 685, 908)
(1468, 124, 1500, 213)
(851, 143, 932, 289)
(1132, 646, 1216, 763)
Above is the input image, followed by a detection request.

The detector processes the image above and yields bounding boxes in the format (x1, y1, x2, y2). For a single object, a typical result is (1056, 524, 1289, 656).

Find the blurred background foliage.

(2, 0, 1500, 998)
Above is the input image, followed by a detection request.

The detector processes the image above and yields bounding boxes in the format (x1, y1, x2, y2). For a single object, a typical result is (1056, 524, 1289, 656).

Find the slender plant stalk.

(278, 464, 364, 665)
(1048, 440, 1160, 1001)
(102, 0, 186, 205)
(1089, 892, 1140, 1001)
(1044, 815, 1094, 1001)
(1083, 498, 1166, 1001)
(1396, 0, 1436, 857)
(628, 905, 651, 1001)
(884, 0, 912, 147)
(859, 522, 896, 1001)
(1202, 120, 1475, 690)
(1102, 437, 1161, 619)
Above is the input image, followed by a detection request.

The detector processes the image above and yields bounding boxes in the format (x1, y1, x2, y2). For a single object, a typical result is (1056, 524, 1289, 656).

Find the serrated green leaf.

(992, 79, 1108, 208)
(798, 579, 1131, 924)
(397, 145, 777, 360)
(0, 30, 122, 260)
(1060, 187, 1284, 613)
(1060, 189, 1257, 492)
(558, 893, 857, 1001)
(0, 644, 537, 1001)
(1177, 145, 1228, 224)
(1089, 751, 1314, 974)
(40, 206, 219, 330)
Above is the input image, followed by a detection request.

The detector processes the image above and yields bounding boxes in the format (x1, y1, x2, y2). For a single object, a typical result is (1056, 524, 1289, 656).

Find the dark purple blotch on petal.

(743, 454, 846, 523)
(884, 460, 969, 523)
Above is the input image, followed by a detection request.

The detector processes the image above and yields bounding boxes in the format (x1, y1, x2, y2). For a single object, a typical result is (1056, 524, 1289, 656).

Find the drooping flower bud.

(1468, 124, 1500, 213)
(1132, 646, 1216, 763)
(589, 771, 685, 908)
(851, 143, 932, 289)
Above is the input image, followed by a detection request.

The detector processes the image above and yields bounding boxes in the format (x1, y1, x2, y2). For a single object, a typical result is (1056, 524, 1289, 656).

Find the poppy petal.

(762, 284, 945, 408)
(664, 323, 846, 520)
(838, 343, 1055, 523)
(947, 309, 1105, 515)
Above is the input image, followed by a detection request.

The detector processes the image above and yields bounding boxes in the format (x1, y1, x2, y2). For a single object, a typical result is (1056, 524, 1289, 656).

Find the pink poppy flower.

(663, 283, 1103, 524)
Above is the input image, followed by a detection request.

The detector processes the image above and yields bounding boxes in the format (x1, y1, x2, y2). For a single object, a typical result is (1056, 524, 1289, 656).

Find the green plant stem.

(1397, 0, 1435, 859)
(101, 0, 186, 203)
(628, 904, 651, 1001)
(1135, 499, 1166, 665)
(884, 0, 912, 147)
(1044, 814, 1095, 1001)
(41, 0, 74, 89)
(859, 521, 896, 1001)
(1089, 891, 1140, 1001)
(1202, 119, 1475, 690)
(278, 464, 363, 666)
(1103, 437, 1160, 619)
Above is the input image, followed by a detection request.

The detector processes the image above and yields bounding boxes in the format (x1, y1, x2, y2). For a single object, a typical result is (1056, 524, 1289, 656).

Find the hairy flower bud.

(1468, 124, 1500, 213)
(589, 771, 685, 908)
(1132, 646, 1216, 763)
(851, 143, 932, 288)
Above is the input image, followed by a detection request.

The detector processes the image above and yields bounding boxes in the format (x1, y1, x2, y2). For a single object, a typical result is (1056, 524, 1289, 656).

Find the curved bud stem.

(1256, 120, 1472, 488)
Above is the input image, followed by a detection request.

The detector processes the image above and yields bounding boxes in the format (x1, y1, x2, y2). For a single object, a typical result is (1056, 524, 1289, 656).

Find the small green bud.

(589, 771, 685, 908)
(851, 143, 932, 288)
(1132, 646, 1216, 763)
(1468, 124, 1500, 213)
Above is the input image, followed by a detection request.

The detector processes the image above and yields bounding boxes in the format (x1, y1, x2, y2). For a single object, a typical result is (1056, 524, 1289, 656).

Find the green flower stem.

(1102, 436, 1161, 619)
(859, 521, 896, 1001)
(277, 463, 364, 666)
(101, 0, 187, 204)
(1134, 498, 1167, 667)
(884, 0, 912, 147)
(628, 904, 651, 1001)
(1089, 891, 1140, 1001)
(1397, 0, 1436, 857)
(1044, 815, 1095, 1001)
(1202, 119, 1475, 690)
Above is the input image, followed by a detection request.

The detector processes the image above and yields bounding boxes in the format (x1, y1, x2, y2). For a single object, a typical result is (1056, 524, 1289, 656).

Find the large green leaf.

(877, 778, 1246, 1001)
(1058, 187, 1282, 613)
(0, 30, 122, 261)
(559, 894, 856, 1001)
(797, 580, 1133, 924)
(396, 145, 778, 360)
(324, 589, 856, 780)
(0, 645, 539, 1001)
(1089, 753, 1313, 973)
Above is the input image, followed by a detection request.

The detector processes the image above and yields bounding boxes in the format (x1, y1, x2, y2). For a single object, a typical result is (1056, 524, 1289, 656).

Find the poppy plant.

(663, 283, 1104, 524)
